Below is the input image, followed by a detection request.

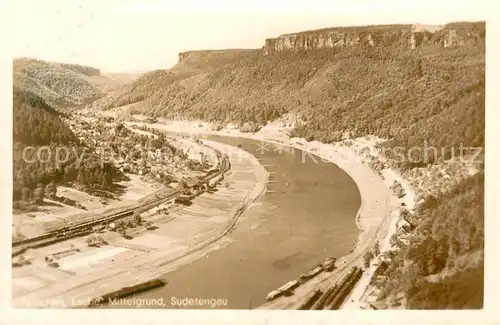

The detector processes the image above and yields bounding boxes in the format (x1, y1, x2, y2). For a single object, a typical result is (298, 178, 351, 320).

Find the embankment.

(12, 140, 269, 308)
(139, 120, 394, 251)
(135, 120, 409, 309)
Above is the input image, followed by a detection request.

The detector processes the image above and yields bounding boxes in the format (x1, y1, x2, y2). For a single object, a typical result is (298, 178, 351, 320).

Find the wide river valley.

(125, 134, 361, 308)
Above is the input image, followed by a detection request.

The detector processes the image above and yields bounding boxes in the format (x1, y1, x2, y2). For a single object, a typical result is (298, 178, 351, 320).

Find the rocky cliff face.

(178, 52, 190, 61)
(263, 23, 485, 55)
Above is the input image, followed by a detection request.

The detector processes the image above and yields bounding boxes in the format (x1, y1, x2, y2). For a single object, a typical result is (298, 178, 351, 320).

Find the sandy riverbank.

(133, 119, 414, 247)
(12, 141, 269, 308)
(132, 118, 417, 309)
(13, 174, 162, 238)
(12, 122, 214, 240)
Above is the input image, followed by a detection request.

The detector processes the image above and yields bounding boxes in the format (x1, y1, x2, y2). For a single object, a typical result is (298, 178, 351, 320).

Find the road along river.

(130, 135, 361, 309)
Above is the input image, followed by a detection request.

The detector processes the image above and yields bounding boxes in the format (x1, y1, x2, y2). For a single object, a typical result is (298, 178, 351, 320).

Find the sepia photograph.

(1, 0, 498, 324)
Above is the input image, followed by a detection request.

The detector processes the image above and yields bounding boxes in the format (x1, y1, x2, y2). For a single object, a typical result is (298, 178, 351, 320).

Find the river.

(123, 134, 360, 309)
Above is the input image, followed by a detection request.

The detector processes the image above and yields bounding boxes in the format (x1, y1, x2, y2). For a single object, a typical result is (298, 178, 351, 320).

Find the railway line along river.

(123, 135, 361, 309)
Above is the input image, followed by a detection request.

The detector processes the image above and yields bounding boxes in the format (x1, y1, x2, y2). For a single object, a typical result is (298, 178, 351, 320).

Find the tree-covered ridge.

(288, 44, 484, 167)
(13, 87, 78, 145)
(13, 58, 104, 108)
(406, 259, 483, 309)
(112, 30, 484, 170)
(106, 22, 484, 309)
(380, 172, 484, 308)
(106, 49, 255, 110)
(12, 88, 124, 210)
(59, 63, 101, 76)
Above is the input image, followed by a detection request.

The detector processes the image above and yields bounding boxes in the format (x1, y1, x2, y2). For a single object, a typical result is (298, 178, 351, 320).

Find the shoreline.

(137, 119, 415, 308)
(12, 127, 215, 241)
(151, 140, 269, 269)
(12, 141, 270, 308)
(139, 121, 396, 243)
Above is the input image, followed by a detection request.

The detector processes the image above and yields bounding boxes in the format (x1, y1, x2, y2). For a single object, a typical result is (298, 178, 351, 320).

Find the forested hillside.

(13, 88, 78, 146)
(106, 22, 485, 309)
(12, 58, 132, 109)
(110, 23, 484, 171)
(105, 49, 252, 109)
(380, 172, 484, 309)
(12, 88, 124, 211)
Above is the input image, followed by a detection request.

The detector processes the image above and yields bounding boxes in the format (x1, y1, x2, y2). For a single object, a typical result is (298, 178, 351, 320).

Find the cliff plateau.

(262, 22, 484, 54)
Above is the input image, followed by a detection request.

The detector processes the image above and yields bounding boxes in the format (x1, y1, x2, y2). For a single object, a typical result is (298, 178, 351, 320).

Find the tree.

(77, 170, 86, 185)
(115, 123, 124, 134)
(402, 261, 420, 295)
(373, 241, 381, 256)
(389, 234, 400, 247)
(33, 184, 45, 204)
(118, 228, 128, 238)
(179, 177, 188, 190)
(115, 220, 123, 229)
(363, 251, 374, 268)
(21, 187, 32, 202)
(100, 177, 109, 189)
(46, 182, 57, 198)
(126, 219, 136, 228)
(133, 212, 142, 225)
(400, 208, 411, 221)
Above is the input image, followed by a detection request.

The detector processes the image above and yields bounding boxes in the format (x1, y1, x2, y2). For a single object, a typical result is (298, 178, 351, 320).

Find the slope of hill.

(103, 49, 254, 110)
(380, 172, 484, 309)
(13, 58, 103, 107)
(12, 86, 124, 211)
(13, 58, 135, 109)
(13, 87, 78, 146)
(111, 23, 484, 168)
(107, 21, 485, 309)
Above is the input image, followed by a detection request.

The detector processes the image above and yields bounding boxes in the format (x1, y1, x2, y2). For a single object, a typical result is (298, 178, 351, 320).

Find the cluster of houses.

(66, 117, 211, 185)
(404, 157, 479, 203)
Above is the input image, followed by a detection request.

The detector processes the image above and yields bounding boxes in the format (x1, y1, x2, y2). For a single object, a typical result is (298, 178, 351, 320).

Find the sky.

(3, 0, 491, 73)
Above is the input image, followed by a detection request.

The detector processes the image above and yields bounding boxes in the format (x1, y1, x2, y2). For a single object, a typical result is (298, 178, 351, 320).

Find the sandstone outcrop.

(263, 23, 484, 55)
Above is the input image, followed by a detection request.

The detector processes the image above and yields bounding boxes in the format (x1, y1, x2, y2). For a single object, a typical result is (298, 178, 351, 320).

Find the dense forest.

(59, 63, 101, 76)
(290, 44, 485, 170)
(112, 24, 484, 172)
(13, 58, 110, 108)
(379, 172, 484, 308)
(12, 88, 124, 210)
(13, 88, 78, 145)
(107, 23, 485, 309)
(19, 22, 484, 308)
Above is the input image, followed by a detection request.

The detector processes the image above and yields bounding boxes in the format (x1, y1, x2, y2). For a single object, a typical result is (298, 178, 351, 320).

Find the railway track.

(12, 142, 231, 252)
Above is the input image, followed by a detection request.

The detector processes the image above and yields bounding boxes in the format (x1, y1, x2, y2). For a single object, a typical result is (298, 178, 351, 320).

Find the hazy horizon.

(5, 0, 489, 73)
